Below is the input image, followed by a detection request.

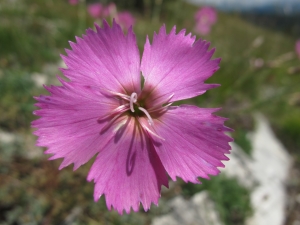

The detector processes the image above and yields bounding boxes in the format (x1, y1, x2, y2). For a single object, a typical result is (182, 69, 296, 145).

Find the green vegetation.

(0, 0, 299, 224)
(0, 70, 37, 131)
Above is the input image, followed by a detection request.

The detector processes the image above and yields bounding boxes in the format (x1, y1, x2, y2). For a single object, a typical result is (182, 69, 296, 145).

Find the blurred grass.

(0, 0, 299, 224)
(0, 70, 37, 131)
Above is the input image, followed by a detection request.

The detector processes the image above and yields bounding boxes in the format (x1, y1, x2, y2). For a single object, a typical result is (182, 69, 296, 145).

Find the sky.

(186, 0, 300, 15)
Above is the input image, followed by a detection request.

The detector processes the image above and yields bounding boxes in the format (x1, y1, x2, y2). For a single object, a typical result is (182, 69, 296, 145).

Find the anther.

(130, 92, 137, 112)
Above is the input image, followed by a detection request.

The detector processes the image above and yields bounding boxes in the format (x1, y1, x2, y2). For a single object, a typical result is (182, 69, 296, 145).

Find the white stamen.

(148, 102, 172, 114)
(138, 107, 154, 126)
(130, 92, 137, 112)
(166, 93, 175, 103)
(97, 104, 129, 121)
(148, 93, 174, 112)
(100, 113, 123, 133)
(99, 88, 131, 101)
(139, 119, 165, 141)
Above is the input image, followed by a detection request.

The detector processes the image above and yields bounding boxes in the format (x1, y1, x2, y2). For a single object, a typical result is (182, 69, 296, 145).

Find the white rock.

(152, 114, 291, 225)
(249, 114, 291, 185)
(152, 192, 222, 225)
(31, 72, 48, 87)
(58, 59, 67, 69)
(221, 142, 255, 188)
(0, 130, 16, 143)
(245, 114, 291, 225)
(246, 183, 287, 225)
(42, 60, 68, 85)
(223, 114, 291, 225)
(23, 133, 44, 159)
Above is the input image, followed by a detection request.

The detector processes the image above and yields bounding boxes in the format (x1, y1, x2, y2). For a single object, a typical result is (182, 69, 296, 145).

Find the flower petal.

(152, 105, 232, 183)
(61, 20, 141, 94)
(32, 79, 119, 170)
(140, 25, 220, 106)
(87, 117, 168, 214)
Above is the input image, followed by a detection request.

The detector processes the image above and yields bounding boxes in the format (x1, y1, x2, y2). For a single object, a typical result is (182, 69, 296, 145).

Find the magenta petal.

(32, 80, 119, 170)
(141, 25, 220, 104)
(87, 118, 168, 214)
(61, 21, 141, 94)
(153, 105, 232, 183)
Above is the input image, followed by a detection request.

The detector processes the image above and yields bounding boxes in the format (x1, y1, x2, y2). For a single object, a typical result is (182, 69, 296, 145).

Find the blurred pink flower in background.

(87, 3, 104, 18)
(296, 39, 300, 58)
(69, 0, 78, 5)
(103, 3, 117, 18)
(87, 2, 135, 29)
(194, 6, 217, 35)
(116, 11, 135, 30)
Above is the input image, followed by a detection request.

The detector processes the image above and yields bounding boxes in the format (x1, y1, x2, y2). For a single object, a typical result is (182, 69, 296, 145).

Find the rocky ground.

(152, 115, 296, 225)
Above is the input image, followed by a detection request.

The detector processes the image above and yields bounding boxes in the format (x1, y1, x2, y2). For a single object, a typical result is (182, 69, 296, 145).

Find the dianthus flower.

(32, 21, 232, 214)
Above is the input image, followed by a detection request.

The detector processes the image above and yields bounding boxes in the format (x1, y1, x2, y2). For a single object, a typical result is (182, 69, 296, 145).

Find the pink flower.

(69, 0, 78, 5)
(115, 11, 135, 30)
(102, 3, 117, 18)
(296, 39, 300, 58)
(32, 21, 232, 214)
(194, 6, 217, 35)
(87, 3, 103, 18)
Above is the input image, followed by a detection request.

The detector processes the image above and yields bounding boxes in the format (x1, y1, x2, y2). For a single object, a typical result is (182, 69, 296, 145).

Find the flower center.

(129, 92, 153, 126)
(98, 88, 172, 141)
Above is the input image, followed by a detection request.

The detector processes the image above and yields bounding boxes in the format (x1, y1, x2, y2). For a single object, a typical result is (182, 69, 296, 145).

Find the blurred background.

(0, 0, 300, 224)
